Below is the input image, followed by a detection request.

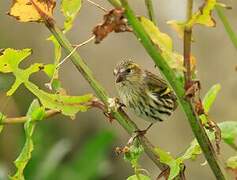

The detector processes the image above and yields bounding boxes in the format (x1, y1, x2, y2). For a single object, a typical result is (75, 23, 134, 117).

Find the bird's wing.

(144, 70, 170, 95)
(144, 70, 177, 102)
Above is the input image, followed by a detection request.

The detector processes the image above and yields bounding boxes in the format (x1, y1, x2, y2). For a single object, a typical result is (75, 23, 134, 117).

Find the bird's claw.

(103, 111, 114, 123)
(134, 129, 148, 137)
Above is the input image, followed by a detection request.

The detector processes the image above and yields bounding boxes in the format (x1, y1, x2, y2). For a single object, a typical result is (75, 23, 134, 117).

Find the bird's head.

(113, 60, 142, 84)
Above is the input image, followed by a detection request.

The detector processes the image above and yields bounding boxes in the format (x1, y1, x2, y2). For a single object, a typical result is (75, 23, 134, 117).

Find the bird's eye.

(126, 68, 131, 73)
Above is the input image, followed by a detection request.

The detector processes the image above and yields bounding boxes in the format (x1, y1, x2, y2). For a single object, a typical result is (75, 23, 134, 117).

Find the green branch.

(109, 0, 226, 179)
(144, 0, 156, 25)
(44, 22, 168, 171)
(215, 6, 237, 50)
(1, 110, 59, 124)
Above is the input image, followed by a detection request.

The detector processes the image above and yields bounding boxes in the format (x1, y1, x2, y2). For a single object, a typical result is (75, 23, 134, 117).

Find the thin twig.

(1, 110, 59, 124)
(86, 0, 108, 12)
(144, 0, 156, 25)
(57, 35, 95, 68)
(46, 35, 95, 90)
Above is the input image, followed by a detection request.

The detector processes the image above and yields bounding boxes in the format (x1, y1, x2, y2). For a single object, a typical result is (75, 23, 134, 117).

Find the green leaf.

(154, 147, 181, 180)
(0, 48, 94, 117)
(43, 64, 56, 79)
(180, 121, 237, 164)
(127, 174, 151, 180)
(25, 82, 93, 117)
(47, 36, 61, 81)
(51, 79, 62, 92)
(139, 16, 185, 76)
(226, 155, 237, 169)
(203, 84, 221, 112)
(200, 84, 221, 124)
(0, 48, 41, 96)
(10, 99, 44, 180)
(124, 141, 144, 168)
(179, 139, 202, 161)
(219, 121, 237, 149)
(0, 112, 6, 133)
(61, 0, 82, 32)
(156, 120, 236, 179)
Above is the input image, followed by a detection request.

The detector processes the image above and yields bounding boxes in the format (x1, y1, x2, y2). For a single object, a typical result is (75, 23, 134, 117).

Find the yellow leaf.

(168, 0, 217, 39)
(140, 17, 185, 74)
(8, 0, 56, 22)
(140, 16, 173, 50)
(167, 20, 185, 39)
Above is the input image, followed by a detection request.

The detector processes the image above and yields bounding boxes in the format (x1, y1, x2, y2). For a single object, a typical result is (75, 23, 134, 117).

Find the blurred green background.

(0, 0, 237, 179)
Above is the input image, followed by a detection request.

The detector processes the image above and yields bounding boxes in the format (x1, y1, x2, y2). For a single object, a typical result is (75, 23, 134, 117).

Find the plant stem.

(184, 0, 193, 87)
(144, 0, 156, 25)
(1, 110, 59, 124)
(107, 0, 121, 8)
(113, 0, 226, 179)
(215, 6, 237, 50)
(183, 27, 192, 86)
(43, 23, 167, 171)
(186, 0, 193, 21)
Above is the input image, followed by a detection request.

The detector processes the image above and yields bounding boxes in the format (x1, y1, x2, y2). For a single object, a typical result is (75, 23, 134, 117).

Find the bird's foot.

(134, 129, 148, 137)
(126, 123, 154, 145)
(134, 123, 154, 137)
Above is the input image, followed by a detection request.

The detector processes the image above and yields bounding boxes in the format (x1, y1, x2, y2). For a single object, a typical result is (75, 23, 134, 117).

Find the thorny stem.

(111, 0, 227, 179)
(144, 0, 156, 25)
(42, 20, 168, 171)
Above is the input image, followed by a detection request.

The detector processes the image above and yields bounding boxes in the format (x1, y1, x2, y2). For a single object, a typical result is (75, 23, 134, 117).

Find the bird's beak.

(116, 72, 126, 83)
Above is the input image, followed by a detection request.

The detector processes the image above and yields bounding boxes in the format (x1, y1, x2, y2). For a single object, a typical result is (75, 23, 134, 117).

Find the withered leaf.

(92, 8, 132, 43)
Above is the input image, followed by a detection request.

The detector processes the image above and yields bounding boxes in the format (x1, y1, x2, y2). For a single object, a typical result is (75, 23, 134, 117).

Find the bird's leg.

(126, 123, 154, 146)
(135, 123, 154, 137)
(157, 167, 170, 180)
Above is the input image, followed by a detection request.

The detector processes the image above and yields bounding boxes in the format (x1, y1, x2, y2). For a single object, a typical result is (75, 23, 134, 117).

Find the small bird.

(114, 60, 178, 133)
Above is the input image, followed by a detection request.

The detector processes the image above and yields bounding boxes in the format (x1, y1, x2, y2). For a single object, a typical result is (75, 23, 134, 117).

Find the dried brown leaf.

(92, 8, 132, 43)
